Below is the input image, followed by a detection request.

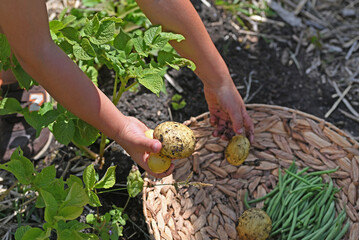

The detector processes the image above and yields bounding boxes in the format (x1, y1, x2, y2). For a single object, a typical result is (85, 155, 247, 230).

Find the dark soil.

(3, 0, 359, 239)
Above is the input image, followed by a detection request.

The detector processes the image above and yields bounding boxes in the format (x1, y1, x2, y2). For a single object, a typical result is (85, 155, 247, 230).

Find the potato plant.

(0, 6, 195, 164)
(0, 147, 144, 239)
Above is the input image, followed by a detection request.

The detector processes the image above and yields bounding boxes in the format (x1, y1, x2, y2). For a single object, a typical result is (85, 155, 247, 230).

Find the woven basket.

(142, 104, 359, 240)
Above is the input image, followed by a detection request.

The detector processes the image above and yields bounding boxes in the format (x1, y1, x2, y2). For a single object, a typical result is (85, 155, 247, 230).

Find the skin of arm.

(0, 0, 174, 178)
(135, 0, 254, 142)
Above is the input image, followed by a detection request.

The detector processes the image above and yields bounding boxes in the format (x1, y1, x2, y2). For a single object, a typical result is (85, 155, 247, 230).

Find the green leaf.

(58, 229, 88, 240)
(61, 27, 80, 43)
(0, 34, 11, 60)
(161, 32, 185, 42)
(114, 29, 133, 55)
(84, 66, 99, 86)
(85, 213, 96, 224)
(0, 97, 23, 115)
(73, 42, 94, 61)
(94, 166, 116, 189)
(21, 227, 48, 240)
(40, 189, 59, 224)
(52, 116, 75, 145)
(56, 206, 84, 221)
(62, 15, 77, 27)
(144, 26, 161, 45)
(33, 165, 56, 189)
(82, 38, 96, 57)
(88, 190, 102, 207)
(66, 175, 84, 189)
(90, 20, 115, 45)
(132, 37, 147, 57)
(11, 59, 35, 90)
(138, 73, 163, 96)
(0, 148, 35, 185)
(15, 225, 32, 240)
(49, 20, 64, 32)
(83, 164, 97, 190)
(126, 167, 144, 198)
(63, 182, 89, 208)
(72, 119, 99, 147)
(84, 14, 100, 36)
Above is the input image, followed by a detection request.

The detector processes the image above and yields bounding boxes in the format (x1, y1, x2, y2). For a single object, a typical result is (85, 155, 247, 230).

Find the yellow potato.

(225, 135, 250, 166)
(153, 121, 196, 159)
(148, 153, 171, 174)
(145, 129, 154, 139)
(236, 208, 272, 240)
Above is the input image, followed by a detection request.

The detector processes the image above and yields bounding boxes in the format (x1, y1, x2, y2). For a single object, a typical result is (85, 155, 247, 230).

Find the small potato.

(148, 153, 171, 174)
(225, 135, 250, 166)
(236, 208, 272, 240)
(153, 121, 196, 159)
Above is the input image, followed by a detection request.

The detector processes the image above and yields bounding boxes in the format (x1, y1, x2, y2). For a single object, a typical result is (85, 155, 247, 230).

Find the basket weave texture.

(142, 104, 359, 240)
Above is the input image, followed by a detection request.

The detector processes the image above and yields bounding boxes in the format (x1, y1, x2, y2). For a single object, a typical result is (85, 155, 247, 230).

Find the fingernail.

(236, 128, 243, 134)
(153, 142, 161, 152)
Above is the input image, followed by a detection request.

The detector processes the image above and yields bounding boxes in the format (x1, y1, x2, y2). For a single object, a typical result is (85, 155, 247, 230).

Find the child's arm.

(136, 0, 254, 142)
(0, 0, 173, 178)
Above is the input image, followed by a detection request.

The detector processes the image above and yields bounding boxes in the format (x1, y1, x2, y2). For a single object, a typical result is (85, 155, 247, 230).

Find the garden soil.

(3, 1, 359, 239)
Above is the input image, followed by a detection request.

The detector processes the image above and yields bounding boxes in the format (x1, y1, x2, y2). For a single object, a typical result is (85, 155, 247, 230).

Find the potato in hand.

(153, 121, 196, 159)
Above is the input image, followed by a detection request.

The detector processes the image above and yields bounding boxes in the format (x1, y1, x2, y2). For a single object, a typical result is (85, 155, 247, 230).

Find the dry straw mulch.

(143, 104, 359, 240)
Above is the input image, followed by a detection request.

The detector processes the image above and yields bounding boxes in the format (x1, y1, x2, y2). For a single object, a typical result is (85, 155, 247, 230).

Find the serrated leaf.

(52, 116, 75, 145)
(0, 147, 35, 185)
(81, 38, 96, 57)
(73, 43, 93, 61)
(138, 73, 163, 96)
(90, 20, 115, 45)
(161, 32, 185, 42)
(132, 37, 147, 56)
(144, 26, 161, 45)
(84, 15, 100, 36)
(94, 166, 116, 189)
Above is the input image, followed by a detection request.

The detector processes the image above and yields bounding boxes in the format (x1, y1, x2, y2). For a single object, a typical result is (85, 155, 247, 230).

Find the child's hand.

(117, 116, 175, 178)
(204, 84, 254, 142)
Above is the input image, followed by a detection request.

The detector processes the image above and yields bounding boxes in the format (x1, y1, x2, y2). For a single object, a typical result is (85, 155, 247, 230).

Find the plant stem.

(123, 196, 130, 212)
(97, 187, 127, 194)
(73, 143, 98, 160)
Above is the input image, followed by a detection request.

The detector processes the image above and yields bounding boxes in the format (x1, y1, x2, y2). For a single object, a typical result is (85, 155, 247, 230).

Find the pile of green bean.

(244, 161, 350, 240)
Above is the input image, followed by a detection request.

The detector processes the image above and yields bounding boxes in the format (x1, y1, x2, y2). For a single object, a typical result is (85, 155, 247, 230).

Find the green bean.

(289, 184, 324, 194)
(333, 220, 350, 240)
(244, 190, 251, 209)
(287, 207, 298, 239)
(284, 169, 311, 185)
(309, 211, 335, 240)
(247, 187, 279, 204)
(291, 229, 310, 239)
(321, 201, 335, 225)
(318, 179, 333, 208)
(303, 205, 316, 227)
(306, 167, 339, 176)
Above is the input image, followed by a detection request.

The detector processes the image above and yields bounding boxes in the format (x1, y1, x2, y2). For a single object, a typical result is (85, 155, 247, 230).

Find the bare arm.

(135, 0, 254, 141)
(0, 0, 172, 177)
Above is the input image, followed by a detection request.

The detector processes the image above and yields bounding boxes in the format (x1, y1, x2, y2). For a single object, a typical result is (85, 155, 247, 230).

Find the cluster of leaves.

(0, 8, 195, 152)
(0, 147, 143, 240)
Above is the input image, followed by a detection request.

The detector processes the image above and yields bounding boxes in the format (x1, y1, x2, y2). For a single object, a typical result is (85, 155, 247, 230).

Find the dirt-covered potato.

(237, 208, 272, 240)
(225, 135, 250, 166)
(153, 121, 196, 159)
